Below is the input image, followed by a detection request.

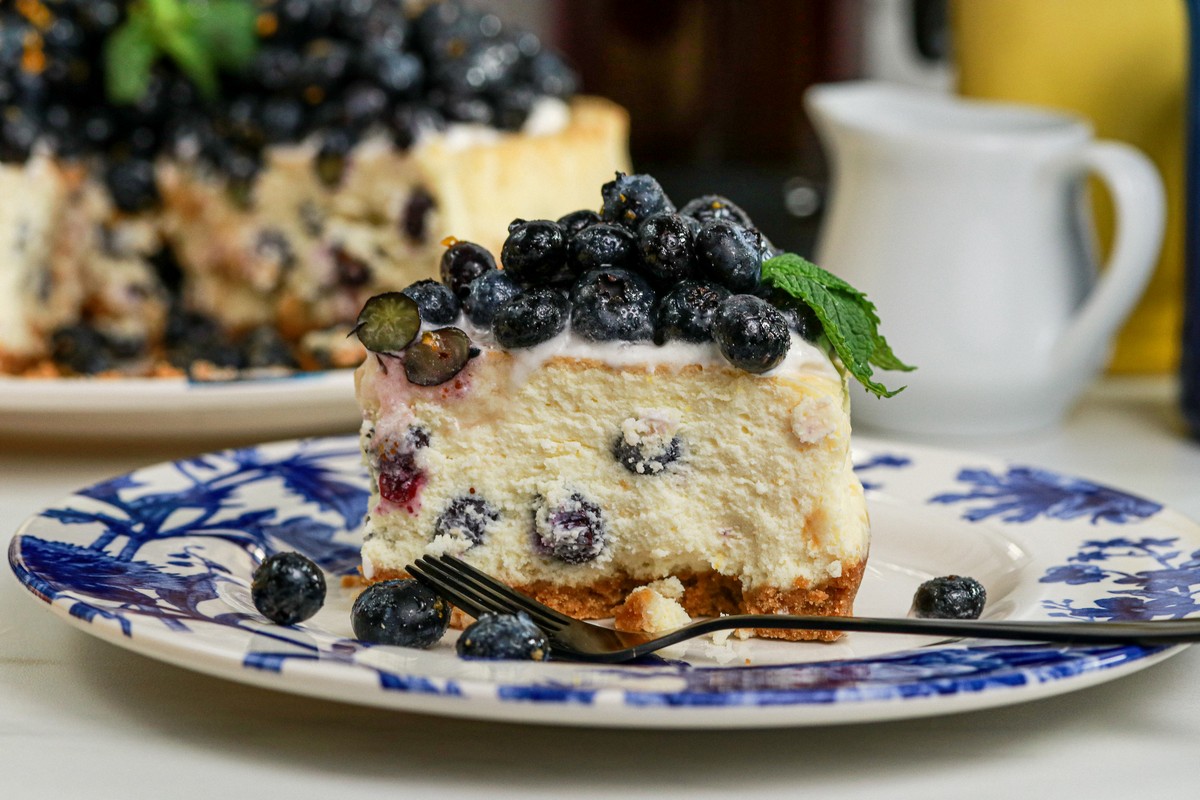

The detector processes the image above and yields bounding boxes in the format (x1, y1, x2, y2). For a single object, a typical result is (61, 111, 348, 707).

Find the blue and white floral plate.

(8, 436, 1198, 728)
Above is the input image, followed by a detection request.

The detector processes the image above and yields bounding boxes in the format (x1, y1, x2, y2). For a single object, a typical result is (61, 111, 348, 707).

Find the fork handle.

(654, 614, 1200, 650)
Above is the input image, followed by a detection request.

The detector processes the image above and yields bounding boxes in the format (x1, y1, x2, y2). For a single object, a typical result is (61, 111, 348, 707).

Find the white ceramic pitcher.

(806, 81, 1165, 435)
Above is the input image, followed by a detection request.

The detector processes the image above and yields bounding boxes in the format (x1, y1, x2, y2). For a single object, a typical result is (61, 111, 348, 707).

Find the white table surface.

(3, 376, 1199, 800)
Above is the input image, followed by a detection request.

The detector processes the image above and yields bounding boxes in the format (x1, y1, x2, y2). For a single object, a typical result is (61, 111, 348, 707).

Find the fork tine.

(438, 554, 578, 626)
(422, 555, 568, 630)
(406, 561, 493, 620)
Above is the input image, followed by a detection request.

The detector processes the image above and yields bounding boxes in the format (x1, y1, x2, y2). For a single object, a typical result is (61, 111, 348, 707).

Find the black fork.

(407, 554, 1200, 663)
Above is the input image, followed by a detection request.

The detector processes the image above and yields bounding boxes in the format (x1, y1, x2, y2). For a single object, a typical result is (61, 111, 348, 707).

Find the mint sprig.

(105, 0, 259, 105)
(762, 253, 914, 398)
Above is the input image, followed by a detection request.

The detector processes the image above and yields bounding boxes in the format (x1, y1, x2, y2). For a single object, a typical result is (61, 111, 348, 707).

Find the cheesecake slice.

(356, 329, 868, 641)
(353, 173, 878, 642)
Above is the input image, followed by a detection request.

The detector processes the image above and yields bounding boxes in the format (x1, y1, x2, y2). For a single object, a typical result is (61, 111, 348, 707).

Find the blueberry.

(759, 287, 822, 342)
(612, 434, 683, 475)
(392, 104, 446, 149)
(493, 289, 569, 348)
(655, 280, 731, 344)
(557, 208, 602, 237)
(637, 212, 695, 285)
(50, 325, 114, 375)
(333, 245, 373, 287)
(463, 270, 521, 327)
(569, 268, 656, 342)
(402, 279, 460, 324)
(251, 552, 326, 626)
(402, 187, 437, 244)
(568, 222, 636, 274)
(695, 220, 763, 293)
(404, 327, 473, 386)
(353, 292, 421, 355)
(601, 172, 674, 230)
(680, 194, 754, 228)
(104, 158, 159, 213)
(912, 576, 987, 620)
(434, 496, 500, 546)
(457, 612, 548, 661)
(440, 240, 496, 298)
(533, 493, 607, 564)
(712, 295, 791, 373)
(501, 219, 567, 287)
(240, 325, 298, 369)
(351, 579, 450, 648)
(522, 50, 578, 98)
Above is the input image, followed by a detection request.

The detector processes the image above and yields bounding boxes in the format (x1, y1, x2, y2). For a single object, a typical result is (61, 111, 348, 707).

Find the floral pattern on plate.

(8, 436, 1197, 728)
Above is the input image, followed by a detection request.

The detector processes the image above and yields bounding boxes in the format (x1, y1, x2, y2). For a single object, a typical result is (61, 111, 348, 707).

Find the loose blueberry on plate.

(351, 578, 450, 648)
(457, 612, 548, 661)
(352, 292, 421, 354)
(492, 288, 569, 348)
(402, 279, 460, 324)
(251, 551, 326, 626)
(712, 295, 790, 373)
(404, 327, 473, 386)
(911, 576, 987, 620)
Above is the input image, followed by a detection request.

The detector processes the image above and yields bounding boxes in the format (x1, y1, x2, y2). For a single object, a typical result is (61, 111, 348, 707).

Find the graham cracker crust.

(366, 560, 867, 643)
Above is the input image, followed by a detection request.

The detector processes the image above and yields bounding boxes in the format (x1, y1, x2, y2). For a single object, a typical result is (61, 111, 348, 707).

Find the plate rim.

(7, 434, 1195, 729)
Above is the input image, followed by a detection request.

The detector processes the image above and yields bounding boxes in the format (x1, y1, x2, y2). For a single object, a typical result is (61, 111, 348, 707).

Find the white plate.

(8, 435, 1196, 728)
(0, 371, 357, 440)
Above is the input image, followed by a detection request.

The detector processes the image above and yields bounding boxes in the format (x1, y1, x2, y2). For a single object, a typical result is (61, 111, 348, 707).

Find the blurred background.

(479, 0, 1187, 378)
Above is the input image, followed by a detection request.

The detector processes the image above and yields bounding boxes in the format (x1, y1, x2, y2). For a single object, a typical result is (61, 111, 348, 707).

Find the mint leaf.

(104, 0, 258, 105)
(104, 15, 158, 105)
(160, 25, 219, 98)
(189, 0, 259, 71)
(762, 253, 914, 398)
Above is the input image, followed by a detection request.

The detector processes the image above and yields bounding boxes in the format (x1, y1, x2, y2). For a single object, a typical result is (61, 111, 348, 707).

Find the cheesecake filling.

(356, 326, 868, 604)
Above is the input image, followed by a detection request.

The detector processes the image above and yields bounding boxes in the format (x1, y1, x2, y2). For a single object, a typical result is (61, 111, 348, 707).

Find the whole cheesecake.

(350, 173, 897, 642)
(0, 0, 629, 376)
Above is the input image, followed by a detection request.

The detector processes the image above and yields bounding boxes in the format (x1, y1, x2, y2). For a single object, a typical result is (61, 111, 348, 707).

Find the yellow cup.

(951, 0, 1186, 373)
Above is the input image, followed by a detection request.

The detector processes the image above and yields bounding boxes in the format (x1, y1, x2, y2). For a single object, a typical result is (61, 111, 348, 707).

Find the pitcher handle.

(1055, 141, 1165, 379)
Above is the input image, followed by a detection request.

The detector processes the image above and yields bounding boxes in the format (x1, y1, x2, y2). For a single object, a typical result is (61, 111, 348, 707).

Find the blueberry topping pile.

(911, 575, 987, 620)
(457, 612, 548, 661)
(533, 492, 608, 564)
(0, 0, 579, 210)
(351, 578, 450, 648)
(250, 551, 326, 626)
(434, 495, 500, 546)
(353, 172, 825, 375)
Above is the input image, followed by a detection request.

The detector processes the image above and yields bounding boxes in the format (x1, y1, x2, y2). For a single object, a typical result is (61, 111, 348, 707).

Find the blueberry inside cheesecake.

(354, 173, 912, 642)
(0, 0, 628, 376)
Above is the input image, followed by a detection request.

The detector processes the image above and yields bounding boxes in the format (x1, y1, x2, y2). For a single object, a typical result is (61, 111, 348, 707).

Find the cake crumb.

(615, 584, 691, 633)
(645, 575, 685, 600)
(791, 395, 837, 443)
